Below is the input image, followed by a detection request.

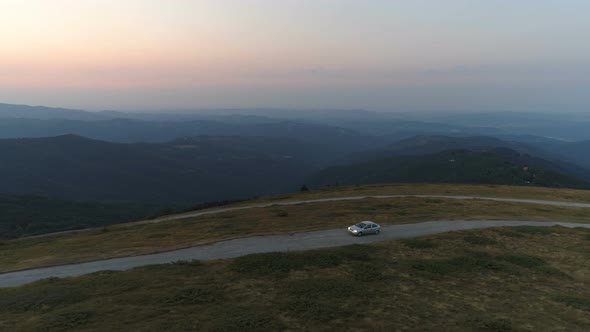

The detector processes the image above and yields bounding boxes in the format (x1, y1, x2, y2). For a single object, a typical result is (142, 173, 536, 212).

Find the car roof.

(359, 221, 376, 225)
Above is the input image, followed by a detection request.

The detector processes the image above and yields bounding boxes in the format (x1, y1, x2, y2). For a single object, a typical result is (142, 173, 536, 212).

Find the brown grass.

(2, 195, 590, 272)
(248, 183, 590, 204)
(1, 226, 589, 331)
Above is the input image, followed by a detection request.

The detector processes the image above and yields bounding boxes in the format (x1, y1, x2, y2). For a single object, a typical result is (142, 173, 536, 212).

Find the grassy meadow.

(250, 183, 590, 204)
(1, 226, 589, 331)
(3, 195, 590, 272)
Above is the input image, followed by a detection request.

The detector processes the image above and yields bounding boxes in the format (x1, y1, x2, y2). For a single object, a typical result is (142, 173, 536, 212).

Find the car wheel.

(375, 230, 380, 235)
(357, 232, 363, 237)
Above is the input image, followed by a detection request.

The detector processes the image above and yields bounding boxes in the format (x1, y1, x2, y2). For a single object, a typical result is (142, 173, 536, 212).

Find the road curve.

(22, 195, 590, 240)
(151, 195, 590, 224)
(2, 220, 589, 288)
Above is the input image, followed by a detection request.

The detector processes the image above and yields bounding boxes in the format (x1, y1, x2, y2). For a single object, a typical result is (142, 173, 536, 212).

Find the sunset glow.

(1, 0, 589, 110)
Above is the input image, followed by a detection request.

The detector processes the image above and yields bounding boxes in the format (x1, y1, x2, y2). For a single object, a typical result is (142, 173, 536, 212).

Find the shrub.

(412, 253, 503, 276)
(210, 307, 285, 332)
(287, 278, 356, 299)
(283, 299, 334, 321)
(478, 318, 514, 331)
(275, 211, 289, 217)
(535, 265, 569, 278)
(402, 239, 436, 249)
(330, 244, 380, 260)
(495, 255, 546, 268)
(166, 288, 219, 305)
(351, 263, 385, 281)
(555, 296, 590, 311)
(147, 233, 170, 239)
(40, 311, 94, 331)
(283, 298, 352, 322)
(0, 286, 87, 313)
(463, 235, 498, 245)
(494, 229, 524, 238)
(425, 199, 443, 204)
(230, 251, 342, 276)
(513, 226, 551, 235)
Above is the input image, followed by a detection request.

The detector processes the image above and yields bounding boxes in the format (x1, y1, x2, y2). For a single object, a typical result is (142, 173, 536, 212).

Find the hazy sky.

(1, 0, 589, 111)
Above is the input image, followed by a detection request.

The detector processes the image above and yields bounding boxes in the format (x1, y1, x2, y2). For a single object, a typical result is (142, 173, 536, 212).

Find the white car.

(348, 221, 381, 236)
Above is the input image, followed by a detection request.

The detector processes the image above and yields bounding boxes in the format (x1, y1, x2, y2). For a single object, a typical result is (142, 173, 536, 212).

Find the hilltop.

(1, 184, 589, 331)
(3, 183, 590, 273)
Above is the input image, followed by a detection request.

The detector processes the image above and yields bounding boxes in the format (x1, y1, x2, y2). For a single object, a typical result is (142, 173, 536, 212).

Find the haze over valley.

(2, 1, 590, 331)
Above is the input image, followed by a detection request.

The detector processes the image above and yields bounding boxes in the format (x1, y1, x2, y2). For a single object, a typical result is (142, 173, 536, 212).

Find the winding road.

(150, 195, 590, 223)
(26, 195, 590, 240)
(2, 219, 589, 288)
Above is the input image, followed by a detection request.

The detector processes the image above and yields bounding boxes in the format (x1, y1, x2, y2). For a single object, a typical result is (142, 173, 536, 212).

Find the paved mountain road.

(151, 195, 590, 223)
(23, 195, 590, 240)
(2, 219, 589, 288)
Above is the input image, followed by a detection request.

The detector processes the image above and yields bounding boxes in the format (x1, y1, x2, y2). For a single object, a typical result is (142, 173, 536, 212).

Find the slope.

(0, 194, 158, 240)
(311, 148, 589, 189)
(0, 135, 316, 203)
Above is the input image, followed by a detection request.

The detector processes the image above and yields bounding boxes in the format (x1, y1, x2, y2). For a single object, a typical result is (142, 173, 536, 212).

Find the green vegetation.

(1, 227, 589, 331)
(402, 238, 436, 249)
(0, 194, 161, 240)
(4, 195, 590, 272)
(463, 235, 498, 245)
(250, 183, 590, 204)
(556, 296, 590, 311)
(495, 254, 546, 268)
(0, 135, 316, 203)
(411, 252, 505, 276)
(230, 245, 376, 278)
(513, 226, 552, 235)
(0, 195, 246, 240)
(310, 148, 589, 189)
(4, 182, 590, 241)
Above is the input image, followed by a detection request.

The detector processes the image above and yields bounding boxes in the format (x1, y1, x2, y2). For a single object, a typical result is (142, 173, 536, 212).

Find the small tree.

(300, 184, 309, 192)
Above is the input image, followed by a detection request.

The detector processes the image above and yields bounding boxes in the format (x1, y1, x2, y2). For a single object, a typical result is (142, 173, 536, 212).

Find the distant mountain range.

(310, 148, 589, 189)
(0, 103, 515, 143)
(3, 103, 590, 140)
(2, 102, 590, 238)
(0, 194, 158, 240)
(0, 103, 117, 121)
(1, 133, 588, 205)
(0, 135, 320, 203)
(0, 117, 373, 145)
(346, 135, 590, 181)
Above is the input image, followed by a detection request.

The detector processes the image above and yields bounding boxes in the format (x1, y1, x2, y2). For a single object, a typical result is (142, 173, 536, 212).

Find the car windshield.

(355, 222, 367, 228)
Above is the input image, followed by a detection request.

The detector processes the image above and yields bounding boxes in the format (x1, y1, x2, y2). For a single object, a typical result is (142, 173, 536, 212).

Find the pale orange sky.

(1, 0, 589, 111)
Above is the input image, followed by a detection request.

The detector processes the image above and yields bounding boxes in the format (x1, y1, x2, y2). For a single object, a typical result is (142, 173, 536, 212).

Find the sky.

(1, 0, 589, 112)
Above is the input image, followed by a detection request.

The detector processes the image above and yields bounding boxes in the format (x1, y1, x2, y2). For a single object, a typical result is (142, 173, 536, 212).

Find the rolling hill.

(0, 117, 375, 146)
(526, 139, 590, 170)
(0, 194, 159, 240)
(311, 148, 590, 189)
(346, 135, 590, 181)
(1, 184, 590, 331)
(2, 133, 589, 204)
(0, 135, 321, 203)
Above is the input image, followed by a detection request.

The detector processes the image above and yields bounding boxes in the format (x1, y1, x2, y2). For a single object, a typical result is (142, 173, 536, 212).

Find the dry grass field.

(1, 226, 589, 331)
(2, 194, 590, 272)
(248, 183, 590, 204)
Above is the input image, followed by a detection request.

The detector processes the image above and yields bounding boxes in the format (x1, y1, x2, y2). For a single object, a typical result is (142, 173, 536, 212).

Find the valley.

(2, 105, 590, 332)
